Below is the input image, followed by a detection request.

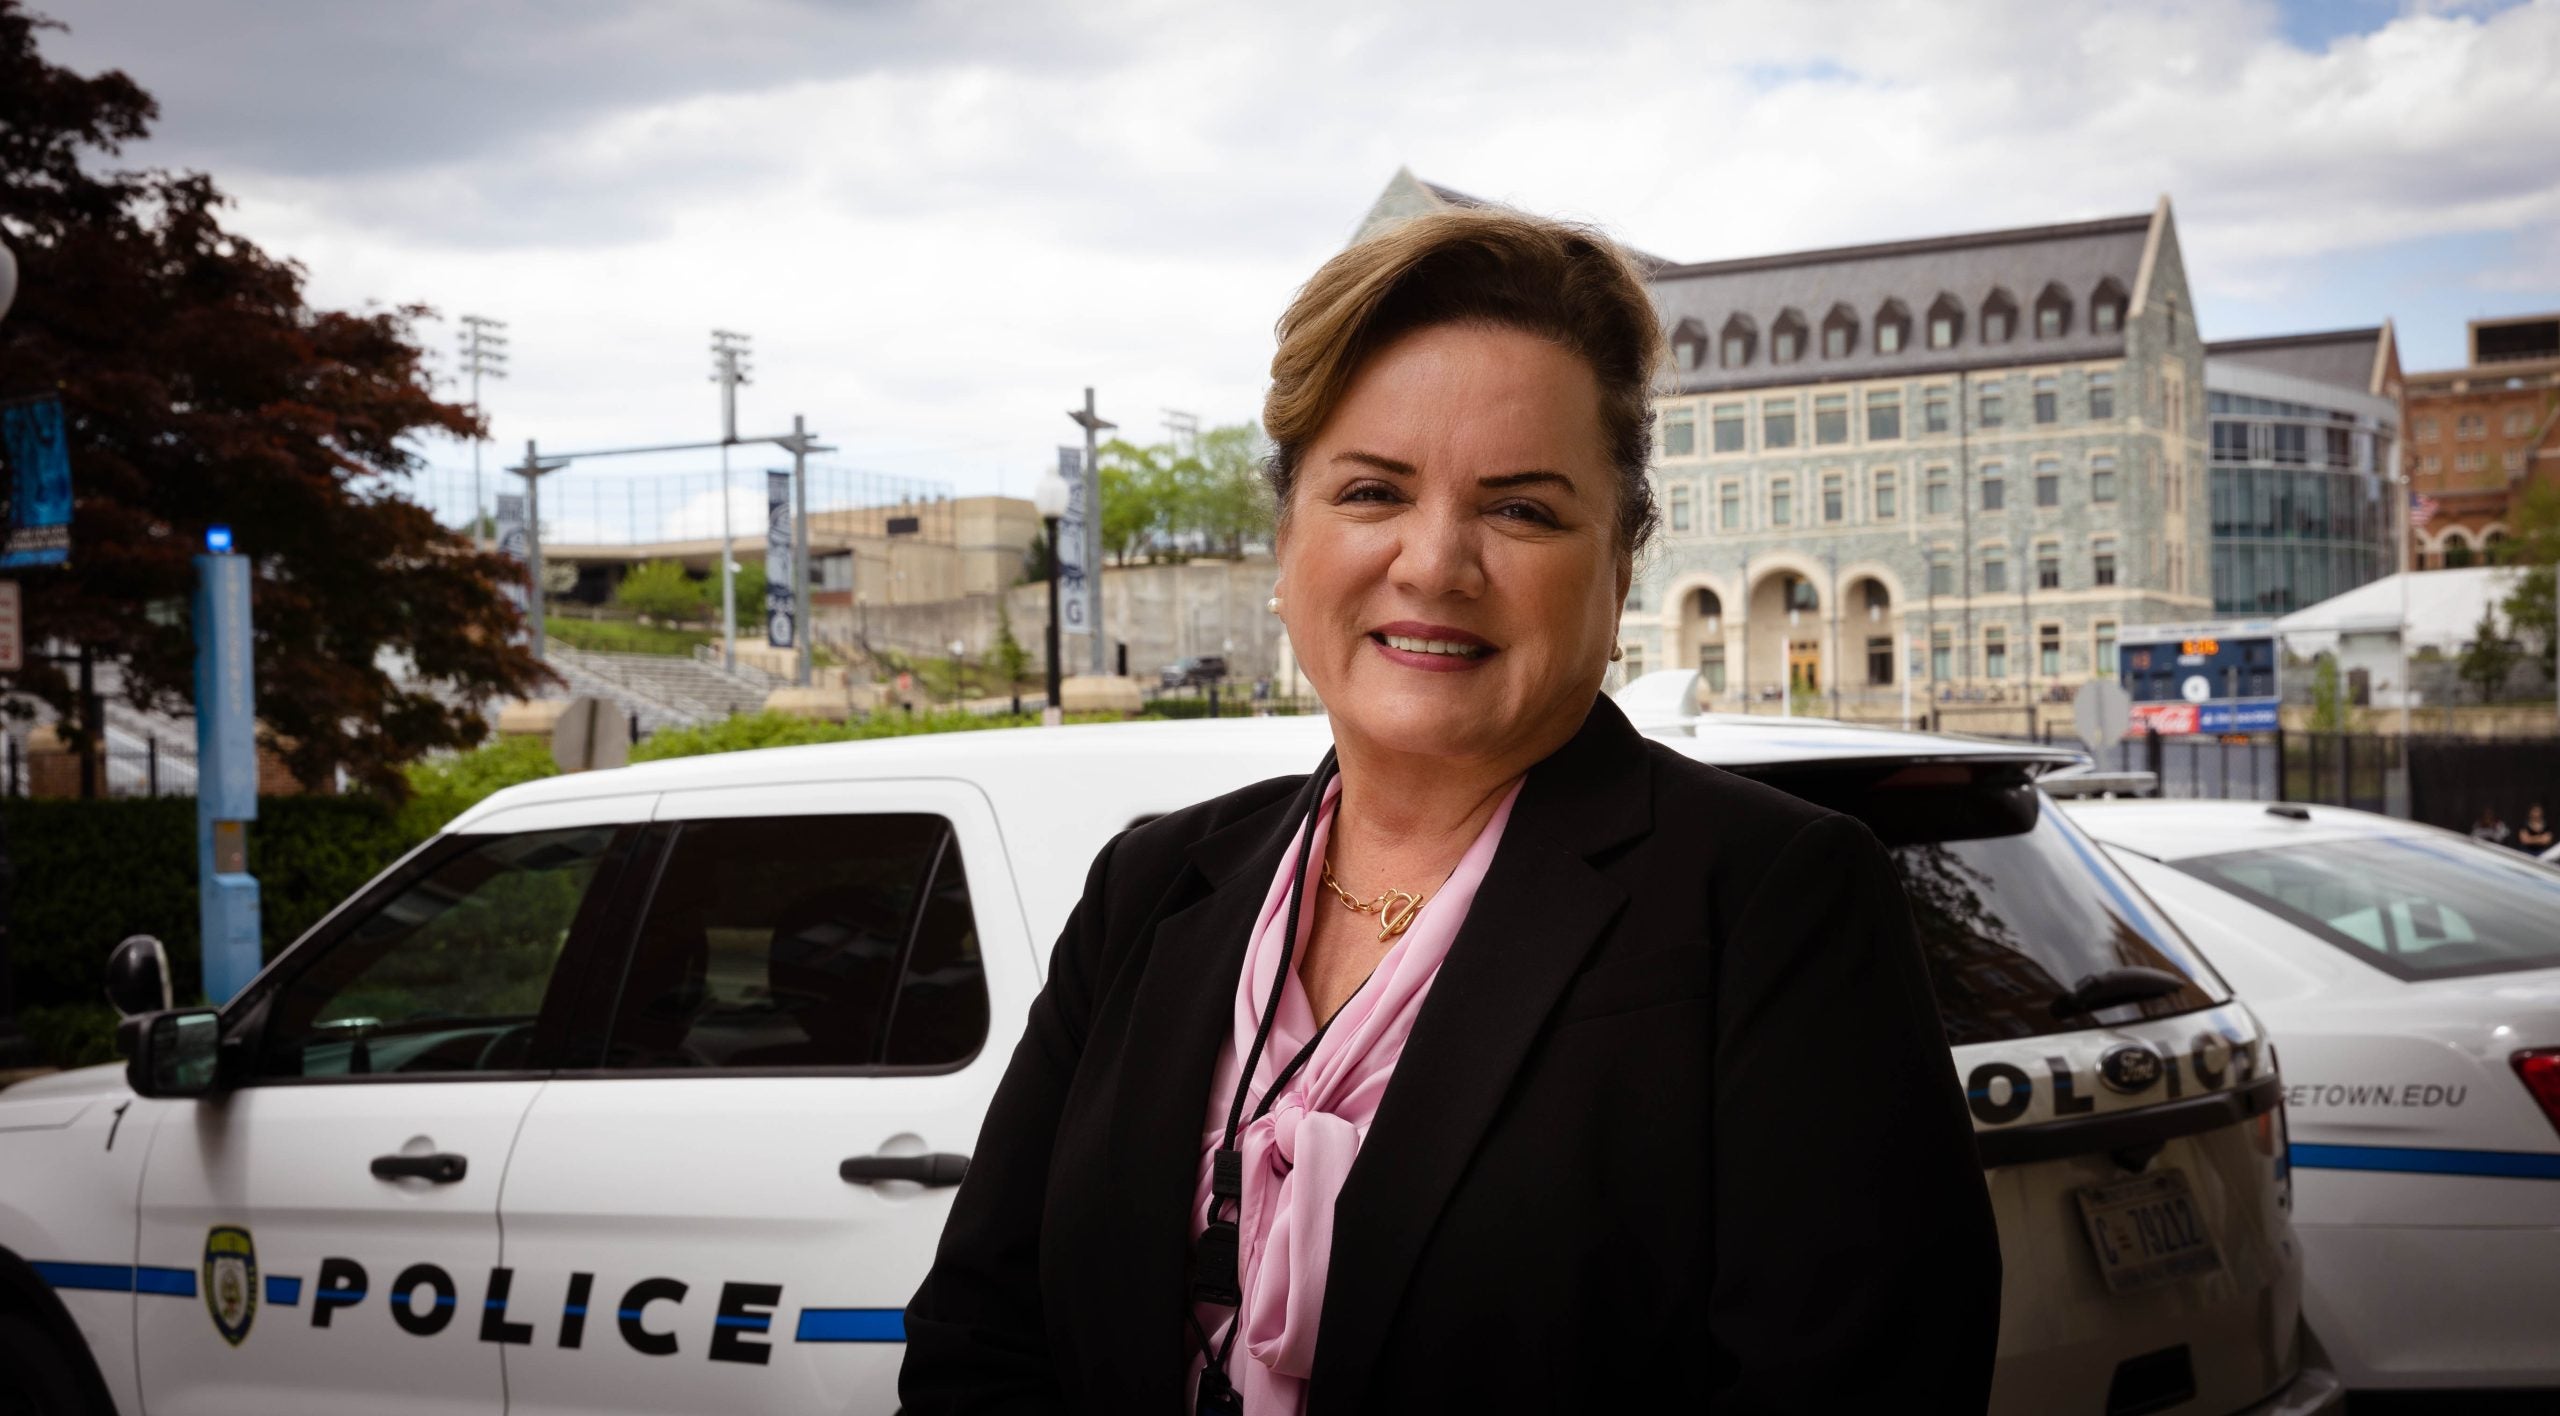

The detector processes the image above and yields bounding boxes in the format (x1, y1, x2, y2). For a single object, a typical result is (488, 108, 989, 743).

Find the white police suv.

(2063, 798, 2560, 1395)
(0, 712, 2337, 1414)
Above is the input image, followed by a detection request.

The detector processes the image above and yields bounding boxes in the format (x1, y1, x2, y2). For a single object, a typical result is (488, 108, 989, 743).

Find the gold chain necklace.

(1319, 862, 1427, 941)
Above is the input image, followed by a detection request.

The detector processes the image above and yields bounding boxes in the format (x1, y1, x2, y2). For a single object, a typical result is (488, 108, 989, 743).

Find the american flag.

(2410, 492, 2440, 529)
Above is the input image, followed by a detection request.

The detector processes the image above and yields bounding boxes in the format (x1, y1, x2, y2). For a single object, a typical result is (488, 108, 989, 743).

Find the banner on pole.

(1056, 447, 1091, 637)
(765, 470, 795, 649)
(1, 394, 73, 569)
(492, 493, 530, 645)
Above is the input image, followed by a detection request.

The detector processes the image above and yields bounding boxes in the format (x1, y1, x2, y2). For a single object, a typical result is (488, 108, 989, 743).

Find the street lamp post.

(1067, 389, 1115, 674)
(1033, 462, 1070, 724)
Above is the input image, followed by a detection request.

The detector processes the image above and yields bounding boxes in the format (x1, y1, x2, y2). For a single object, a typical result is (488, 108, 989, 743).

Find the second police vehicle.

(0, 705, 2340, 1415)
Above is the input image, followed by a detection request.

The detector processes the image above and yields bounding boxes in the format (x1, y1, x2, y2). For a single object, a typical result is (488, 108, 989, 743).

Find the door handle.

(839, 1153, 969, 1187)
(371, 1152, 468, 1184)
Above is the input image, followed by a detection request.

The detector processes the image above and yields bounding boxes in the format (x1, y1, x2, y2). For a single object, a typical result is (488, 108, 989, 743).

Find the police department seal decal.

(203, 1225, 258, 1347)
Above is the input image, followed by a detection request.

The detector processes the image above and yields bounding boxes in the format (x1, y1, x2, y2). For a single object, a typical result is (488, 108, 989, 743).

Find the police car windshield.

(2175, 835, 2560, 982)
(1753, 762, 2225, 1044)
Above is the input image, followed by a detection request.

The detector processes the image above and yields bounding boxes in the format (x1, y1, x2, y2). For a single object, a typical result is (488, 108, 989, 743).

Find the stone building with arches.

(2404, 314, 2560, 572)
(1350, 177, 2214, 719)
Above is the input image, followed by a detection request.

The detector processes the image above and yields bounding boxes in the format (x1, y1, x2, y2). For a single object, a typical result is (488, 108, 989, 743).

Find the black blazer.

(903, 697, 2000, 1413)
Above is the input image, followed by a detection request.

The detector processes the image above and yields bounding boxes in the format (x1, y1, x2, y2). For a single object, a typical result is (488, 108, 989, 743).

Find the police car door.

(497, 779, 1035, 1415)
(133, 816, 650, 1415)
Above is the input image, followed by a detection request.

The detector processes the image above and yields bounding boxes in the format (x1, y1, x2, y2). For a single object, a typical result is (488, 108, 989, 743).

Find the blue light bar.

(205, 525, 233, 553)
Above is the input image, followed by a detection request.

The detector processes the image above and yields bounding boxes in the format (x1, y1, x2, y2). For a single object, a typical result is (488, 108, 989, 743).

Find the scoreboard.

(2118, 622, 2279, 735)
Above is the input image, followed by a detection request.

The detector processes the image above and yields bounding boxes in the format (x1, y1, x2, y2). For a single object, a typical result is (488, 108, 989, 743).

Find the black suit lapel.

(1096, 757, 1334, 1403)
(1312, 698, 1654, 1409)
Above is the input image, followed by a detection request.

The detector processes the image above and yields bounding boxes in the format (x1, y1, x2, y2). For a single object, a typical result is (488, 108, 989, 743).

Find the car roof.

(447, 710, 2078, 834)
(2061, 798, 2441, 862)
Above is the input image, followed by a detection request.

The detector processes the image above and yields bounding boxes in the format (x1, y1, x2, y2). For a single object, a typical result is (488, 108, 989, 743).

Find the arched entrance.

(1679, 587, 1728, 699)
(1748, 569, 1821, 699)
(1843, 576, 1895, 686)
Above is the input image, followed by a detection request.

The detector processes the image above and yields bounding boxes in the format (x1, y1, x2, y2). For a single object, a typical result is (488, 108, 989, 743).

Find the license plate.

(2075, 1168, 2223, 1295)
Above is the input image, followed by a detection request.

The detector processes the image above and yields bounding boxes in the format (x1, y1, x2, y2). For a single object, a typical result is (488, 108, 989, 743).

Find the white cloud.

(40, 0, 2560, 502)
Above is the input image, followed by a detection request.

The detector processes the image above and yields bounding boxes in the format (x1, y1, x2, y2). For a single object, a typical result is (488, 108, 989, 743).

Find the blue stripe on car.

(2292, 1142, 2560, 1180)
(795, 1308, 906, 1342)
(266, 1275, 303, 1306)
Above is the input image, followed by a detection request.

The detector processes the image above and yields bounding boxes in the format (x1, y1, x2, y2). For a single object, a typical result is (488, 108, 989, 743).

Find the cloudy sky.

(35, 0, 2560, 523)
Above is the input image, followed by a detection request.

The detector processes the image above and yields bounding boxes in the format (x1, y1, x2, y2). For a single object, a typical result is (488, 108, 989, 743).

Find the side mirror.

(105, 935, 174, 1018)
(126, 1009, 225, 1098)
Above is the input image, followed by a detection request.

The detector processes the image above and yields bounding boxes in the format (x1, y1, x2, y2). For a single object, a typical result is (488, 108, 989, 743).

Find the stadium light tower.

(458, 315, 509, 545)
(712, 330, 754, 672)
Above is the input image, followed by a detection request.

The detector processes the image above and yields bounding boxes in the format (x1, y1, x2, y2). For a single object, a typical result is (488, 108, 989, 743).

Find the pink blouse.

(1189, 774, 1525, 1413)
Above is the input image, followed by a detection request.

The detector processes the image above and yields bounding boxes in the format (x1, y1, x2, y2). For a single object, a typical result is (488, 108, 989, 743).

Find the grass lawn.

(545, 615, 712, 656)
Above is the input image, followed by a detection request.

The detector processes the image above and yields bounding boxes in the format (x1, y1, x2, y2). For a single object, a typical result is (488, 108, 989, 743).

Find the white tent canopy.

(2275, 567, 2526, 656)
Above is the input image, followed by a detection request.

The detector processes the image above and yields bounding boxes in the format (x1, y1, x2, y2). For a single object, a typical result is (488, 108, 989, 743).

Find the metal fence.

(3, 736, 195, 799)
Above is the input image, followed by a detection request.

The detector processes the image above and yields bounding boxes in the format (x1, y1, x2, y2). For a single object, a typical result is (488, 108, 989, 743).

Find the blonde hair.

(1262, 209, 1662, 555)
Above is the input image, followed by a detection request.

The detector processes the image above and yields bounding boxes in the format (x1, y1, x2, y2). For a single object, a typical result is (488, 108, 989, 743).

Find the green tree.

(2499, 482, 2559, 686)
(2307, 653, 2350, 733)
(0, 3, 548, 793)
(614, 559, 706, 622)
(992, 596, 1030, 688)
(1098, 439, 1176, 563)
(2457, 605, 2518, 704)
(1190, 423, 1274, 555)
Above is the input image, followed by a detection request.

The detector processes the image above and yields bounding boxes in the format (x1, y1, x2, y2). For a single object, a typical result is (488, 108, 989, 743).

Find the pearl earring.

(1267, 596, 1283, 615)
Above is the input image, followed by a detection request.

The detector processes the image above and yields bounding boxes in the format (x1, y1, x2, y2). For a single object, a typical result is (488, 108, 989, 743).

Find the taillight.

(2514, 1050, 2560, 1140)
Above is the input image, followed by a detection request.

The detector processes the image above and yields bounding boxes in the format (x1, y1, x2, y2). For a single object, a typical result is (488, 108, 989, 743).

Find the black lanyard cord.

(1221, 753, 1335, 1154)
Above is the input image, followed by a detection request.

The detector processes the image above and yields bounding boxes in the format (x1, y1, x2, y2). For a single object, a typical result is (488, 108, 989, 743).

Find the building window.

(2421, 455, 2441, 473)
(1983, 554, 2008, 594)
(1661, 405, 1696, 458)
(1720, 314, 1757, 368)
(1814, 393, 1851, 445)
(2039, 623, 2062, 677)
(2272, 424, 2308, 465)
(1867, 389, 1902, 441)
(1979, 388, 2004, 428)
(1773, 309, 1808, 364)
(2092, 300, 2120, 335)
(2035, 283, 2072, 339)
(1874, 469, 1898, 519)
(1931, 627, 1953, 681)
(2034, 460, 2060, 507)
(1981, 469, 2005, 511)
(2088, 370, 2116, 420)
(2505, 449, 2526, 473)
(1822, 473, 1845, 523)
(1669, 483, 1693, 533)
(1925, 468, 1952, 516)
(2094, 621, 2118, 676)
(2504, 409, 2532, 436)
(1984, 626, 2007, 678)
(2414, 416, 2437, 442)
(1868, 636, 1894, 686)
(1982, 289, 2017, 344)
(1927, 293, 1963, 350)
(2090, 453, 2117, 503)
(1770, 478, 1794, 527)
(1763, 398, 1797, 449)
(1822, 304, 1858, 359)
(2033, 376, 2058, 425)
(1928, 553, 1955, 597)
(2455, 451, 2486, 474)
(1718, 481, 1742, 531)
(1711, 402, 1747, 453)
(2457, 414, 2485, 439)
(2093, 542, 2117, 587)
(2036, 546, 2060, 589)
(1876, 300, 1910, 355)
(1923, 387, 1950, 434)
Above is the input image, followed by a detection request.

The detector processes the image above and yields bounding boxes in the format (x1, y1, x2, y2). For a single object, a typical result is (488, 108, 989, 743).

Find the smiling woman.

(903, 210, 2001, 1414)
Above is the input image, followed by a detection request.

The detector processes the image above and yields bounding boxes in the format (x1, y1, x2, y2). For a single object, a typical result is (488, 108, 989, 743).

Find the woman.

(2518, 803, 2554, 854)
(903, 211, 2000, 1412)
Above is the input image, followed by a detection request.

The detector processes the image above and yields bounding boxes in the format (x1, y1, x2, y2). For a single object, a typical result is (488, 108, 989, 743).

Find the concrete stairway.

(541, 641, 773, 730)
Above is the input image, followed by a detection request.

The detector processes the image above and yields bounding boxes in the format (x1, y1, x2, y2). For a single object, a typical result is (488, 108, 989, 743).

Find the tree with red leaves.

(0, 1, 549, 794)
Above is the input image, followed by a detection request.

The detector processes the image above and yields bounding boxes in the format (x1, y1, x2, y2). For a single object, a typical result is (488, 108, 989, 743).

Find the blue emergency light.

(205, 525, 233, 553)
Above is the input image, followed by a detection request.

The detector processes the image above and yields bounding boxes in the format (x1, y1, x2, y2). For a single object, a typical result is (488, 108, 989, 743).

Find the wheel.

(0, 1310, 103, 1416)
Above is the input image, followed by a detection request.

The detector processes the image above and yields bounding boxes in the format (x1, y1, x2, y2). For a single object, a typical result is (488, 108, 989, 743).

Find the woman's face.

(1277, 321, 1630, 767)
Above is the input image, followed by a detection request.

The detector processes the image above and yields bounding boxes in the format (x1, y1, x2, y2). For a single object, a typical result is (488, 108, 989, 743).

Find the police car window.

(1755, 765, 2224, 1044)
(259, 827, 619, 1078)
(2176, 836, 2560, 982)
(600, 814, 986, 1071)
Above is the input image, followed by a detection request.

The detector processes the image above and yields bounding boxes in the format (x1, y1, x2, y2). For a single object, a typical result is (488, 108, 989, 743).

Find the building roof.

(1649, 208, 2162, 395)
(2206, 325, 2396, 398)
(2274, 566, 2525, 652)
(1349, 167, 1674, 269)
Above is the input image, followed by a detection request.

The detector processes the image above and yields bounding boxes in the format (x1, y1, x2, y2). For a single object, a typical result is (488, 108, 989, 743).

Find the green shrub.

(544, 615, 710, 657)
(398, 734, 558, 839)
(18, 1002, 119, 1071)
(628, 707, 1122, 762)
(612, 559, 708, 623)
